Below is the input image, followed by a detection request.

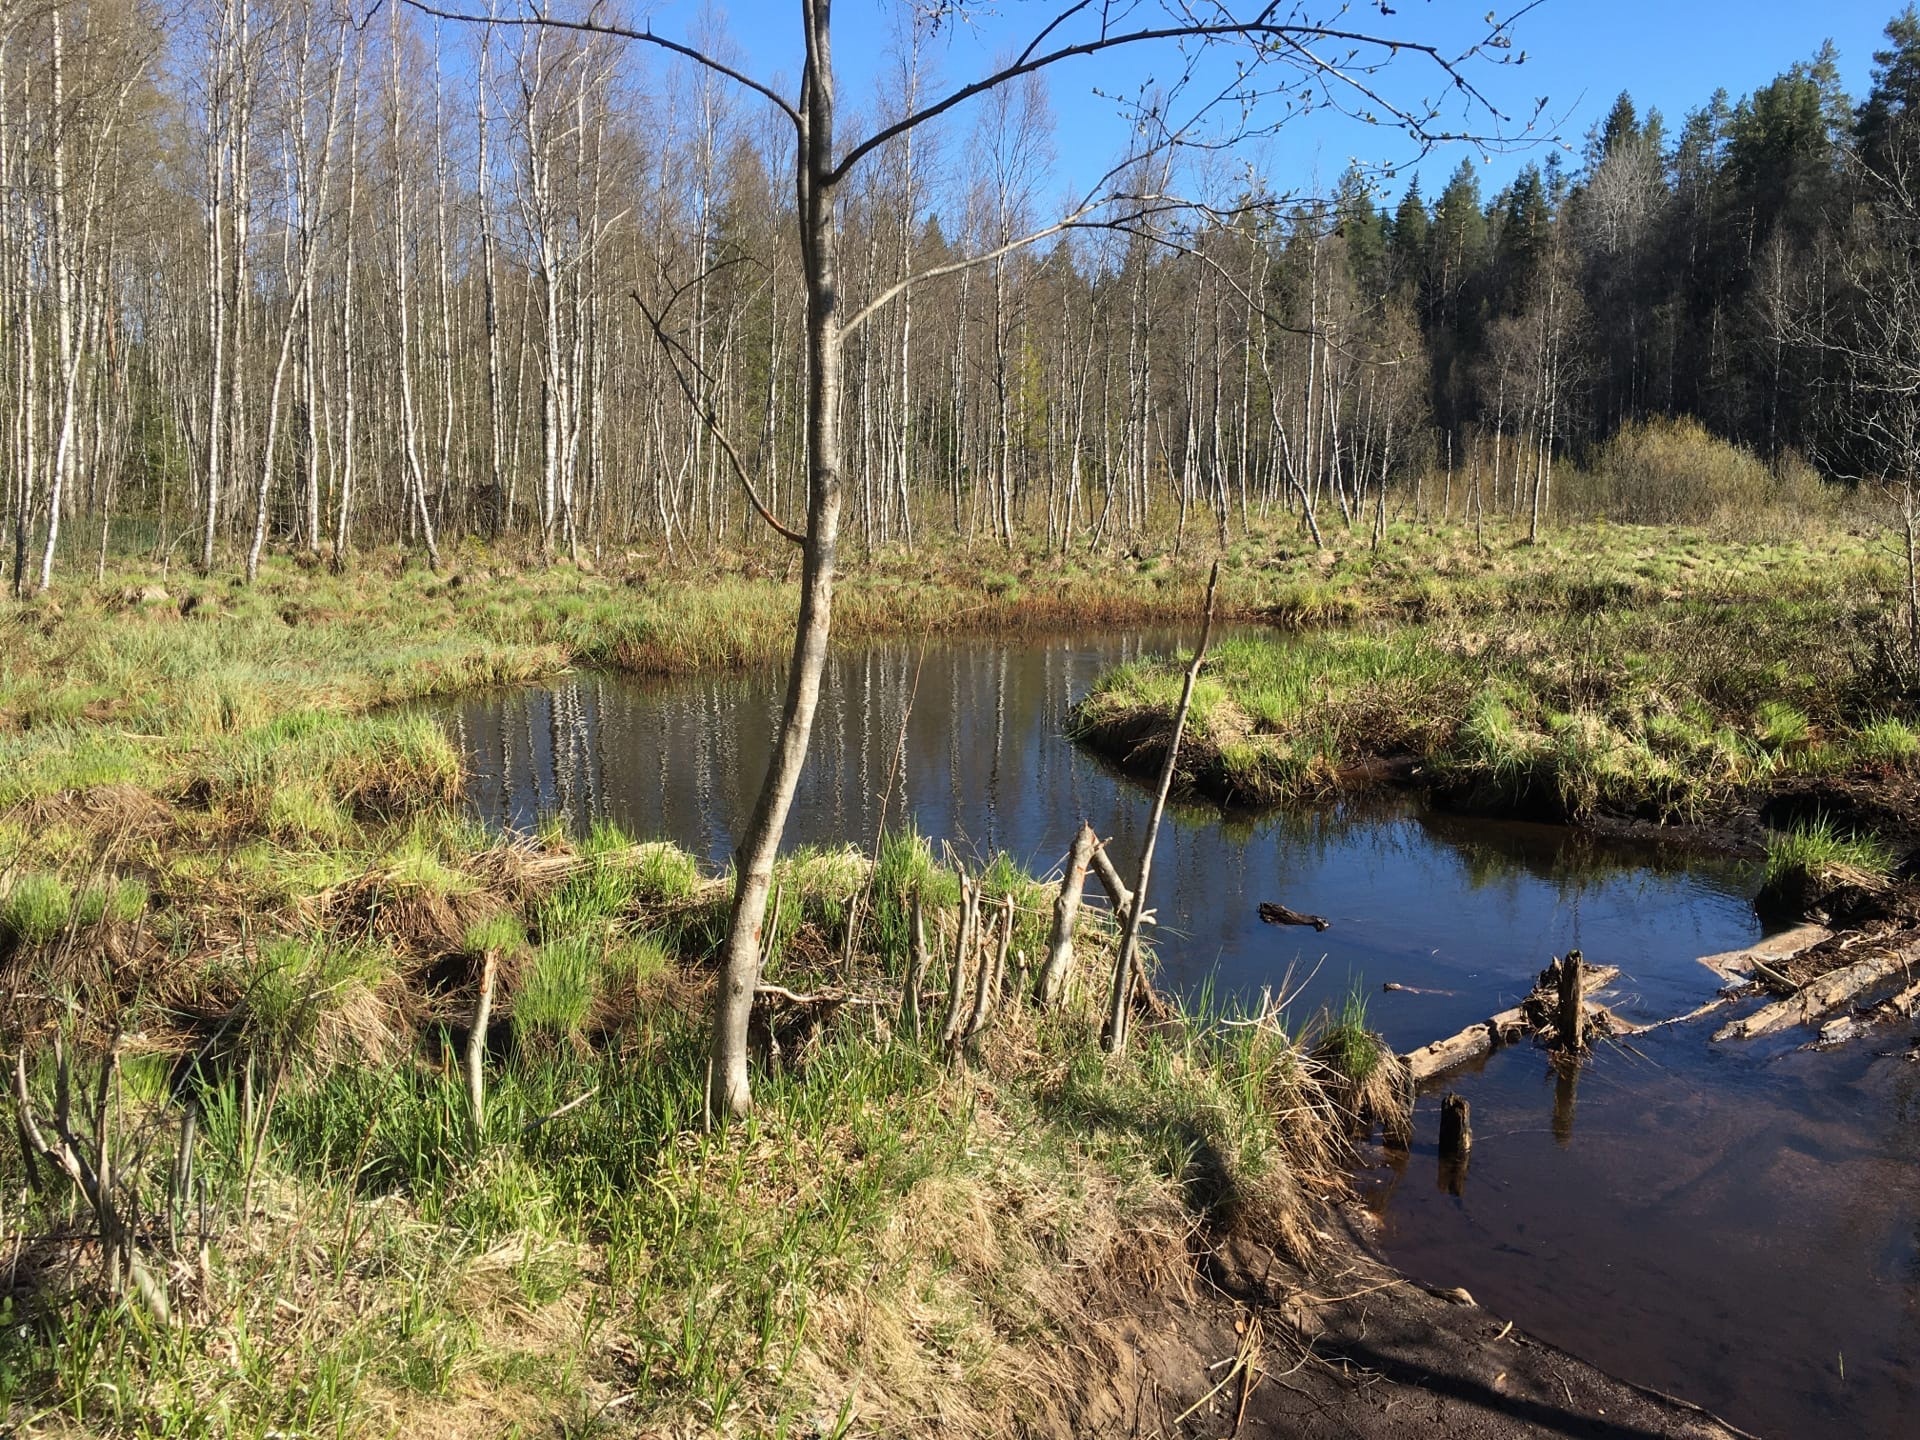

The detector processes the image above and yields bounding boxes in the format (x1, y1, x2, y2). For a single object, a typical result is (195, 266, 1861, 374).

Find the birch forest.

(9, 0, 1920, 594)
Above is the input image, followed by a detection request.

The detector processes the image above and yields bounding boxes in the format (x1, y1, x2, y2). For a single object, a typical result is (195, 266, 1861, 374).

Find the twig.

(754, 984, 886, 1007)
(520, 1087, 600, 1135)
(1104, 558, 1222, 1053)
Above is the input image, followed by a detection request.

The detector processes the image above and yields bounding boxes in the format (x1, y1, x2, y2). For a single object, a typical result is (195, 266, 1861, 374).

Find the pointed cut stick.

(1104, 560, 1222, 1054)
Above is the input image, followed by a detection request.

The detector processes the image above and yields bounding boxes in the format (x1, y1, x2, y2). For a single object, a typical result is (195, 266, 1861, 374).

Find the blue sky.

(638, 0, 1910, 205)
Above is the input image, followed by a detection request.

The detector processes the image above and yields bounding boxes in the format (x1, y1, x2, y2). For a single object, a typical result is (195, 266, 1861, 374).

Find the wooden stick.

(966, 895, 1013, 1039)
(520, 1086, 600, 1134)
(901, 887, 929, 1039)
(466, 947, 497, 1148)
(940, 873, 978, 1049)
(1105, 559, 1222, 1054)
(1036, 822, 1097, 1007)
(1089, 840, 1135, 925)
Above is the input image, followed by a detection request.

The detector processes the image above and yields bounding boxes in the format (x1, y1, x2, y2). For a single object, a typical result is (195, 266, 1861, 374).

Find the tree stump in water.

(1555, 949, 1587, 1052)
(1438, 1092, 1472, 1161)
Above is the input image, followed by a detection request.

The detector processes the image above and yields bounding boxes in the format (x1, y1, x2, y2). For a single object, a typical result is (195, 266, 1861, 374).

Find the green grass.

(513, 934, 603, 1047)
(1, 516, 1910, 1436)
(462, 912, 527, 955)
(1763, 818, 1895, 891)
(1075, 526, 1916, 825)
(1855, 716, 1920, 768)
(1315, 988, 1382, 1089)
(0, 872, 74, 945)
(0, 821, 1353, 1437)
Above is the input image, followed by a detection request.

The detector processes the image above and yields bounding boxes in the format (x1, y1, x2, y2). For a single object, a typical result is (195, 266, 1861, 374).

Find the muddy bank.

(1071, 1213, 1749, 1439)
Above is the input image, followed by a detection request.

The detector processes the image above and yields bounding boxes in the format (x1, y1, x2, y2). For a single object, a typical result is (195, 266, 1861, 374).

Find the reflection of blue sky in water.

(437, 629, 1759, 1045)
(432, 629, 1915, 1437)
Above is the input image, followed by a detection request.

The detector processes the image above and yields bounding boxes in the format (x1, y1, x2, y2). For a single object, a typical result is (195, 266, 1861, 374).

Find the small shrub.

(1561, 418, 1832, 531)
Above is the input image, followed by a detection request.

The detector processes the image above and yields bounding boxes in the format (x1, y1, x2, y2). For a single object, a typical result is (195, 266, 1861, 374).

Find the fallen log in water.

(1401, 963, 1621, 1085)
(1712, 938, 1920, 1041)
(1696, 923, 1831, 986)
(1883, 972, 1920, 1016)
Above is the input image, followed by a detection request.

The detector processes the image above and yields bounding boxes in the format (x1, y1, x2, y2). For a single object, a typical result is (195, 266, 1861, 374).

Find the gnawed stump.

(1550, 949, 1586, 1052)
(1259, 901, 1330, 931)
(1437, 1092, 1472, 1195)
(1438, 1092, 1471, 1160)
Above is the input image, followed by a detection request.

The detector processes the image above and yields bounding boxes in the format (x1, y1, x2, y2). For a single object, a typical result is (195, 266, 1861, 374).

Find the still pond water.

(435, 630, 1919, 1439)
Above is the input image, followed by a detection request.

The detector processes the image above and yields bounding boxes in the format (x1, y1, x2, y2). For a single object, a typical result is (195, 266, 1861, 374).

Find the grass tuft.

(0, 873, 74, 945)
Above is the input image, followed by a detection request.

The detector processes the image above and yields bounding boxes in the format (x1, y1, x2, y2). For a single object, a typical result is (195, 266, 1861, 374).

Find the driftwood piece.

(1402, 964, 1620, 1085)
(1258, 901, 1330, 931)
(1696, 923, 1831, 986)
(1883, 972, 1920, 1016)
(1713, 939, 1920, 1041)
(1036, 822, 1097, 1007)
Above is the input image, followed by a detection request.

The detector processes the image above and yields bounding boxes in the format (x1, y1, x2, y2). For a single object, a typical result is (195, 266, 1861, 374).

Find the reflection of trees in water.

(448, 633, 1184, 863)
(1416, 808, 1757, 908)
(445, 640, 1757, 954)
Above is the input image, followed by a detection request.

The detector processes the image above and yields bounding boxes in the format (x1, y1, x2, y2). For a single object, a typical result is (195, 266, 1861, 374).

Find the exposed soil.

(1057, 1211, 1751, 1439)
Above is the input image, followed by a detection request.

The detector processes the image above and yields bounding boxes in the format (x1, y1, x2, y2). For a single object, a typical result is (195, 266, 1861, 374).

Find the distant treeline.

(6, 3, 1920, 591)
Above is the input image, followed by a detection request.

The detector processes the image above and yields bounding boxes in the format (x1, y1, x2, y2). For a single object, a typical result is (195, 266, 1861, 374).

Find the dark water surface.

(434, 630, 1917, 1439)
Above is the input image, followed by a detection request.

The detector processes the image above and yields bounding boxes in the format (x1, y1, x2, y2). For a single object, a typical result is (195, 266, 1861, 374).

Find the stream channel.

(433, 628, 1920, 1438)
